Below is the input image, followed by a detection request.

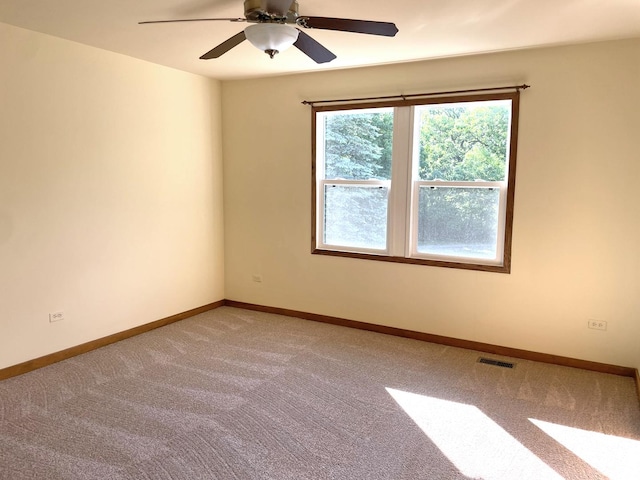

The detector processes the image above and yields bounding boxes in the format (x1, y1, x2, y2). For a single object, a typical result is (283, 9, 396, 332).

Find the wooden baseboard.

(224, 300, 637, 378)
(0, 301, 224, 381)
(3, 299, 637, 390)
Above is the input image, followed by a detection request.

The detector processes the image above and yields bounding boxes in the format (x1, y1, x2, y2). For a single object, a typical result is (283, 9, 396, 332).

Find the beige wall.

(222, 39, 640, 369)
(1, 21, 638, 373)
(0, 23, 225, 369)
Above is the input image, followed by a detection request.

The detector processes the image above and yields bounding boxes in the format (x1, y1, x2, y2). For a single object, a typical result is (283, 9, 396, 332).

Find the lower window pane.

(324, 185, 388, 250)
(417, 186, 500, 259)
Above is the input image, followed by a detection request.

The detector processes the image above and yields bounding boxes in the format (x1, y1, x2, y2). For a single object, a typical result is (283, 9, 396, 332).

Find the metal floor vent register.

(478, 357, 516, 369)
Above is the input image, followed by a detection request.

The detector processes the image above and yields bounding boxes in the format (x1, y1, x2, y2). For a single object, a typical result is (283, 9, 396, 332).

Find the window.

(312, 92, 520, 273)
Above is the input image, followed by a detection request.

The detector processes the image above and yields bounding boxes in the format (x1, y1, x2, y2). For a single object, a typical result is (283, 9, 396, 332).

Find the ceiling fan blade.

(139, 17, 245, 25)
(294, 29, 336, 64)
(200, 31, 247, 59)
(262, 0, 294, 16)
(297, 17, 398, 37)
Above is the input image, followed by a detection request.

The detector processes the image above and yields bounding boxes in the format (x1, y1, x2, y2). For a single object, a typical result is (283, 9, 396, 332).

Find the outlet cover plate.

(587, 320, 607, 331)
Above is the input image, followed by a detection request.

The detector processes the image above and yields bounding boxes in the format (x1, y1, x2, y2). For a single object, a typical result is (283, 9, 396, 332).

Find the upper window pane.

(416, 100, 511, 182)
(322, 108, 394, 181)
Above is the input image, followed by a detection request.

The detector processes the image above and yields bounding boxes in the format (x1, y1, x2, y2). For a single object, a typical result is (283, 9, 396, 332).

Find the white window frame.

(312, 92, 520, 273)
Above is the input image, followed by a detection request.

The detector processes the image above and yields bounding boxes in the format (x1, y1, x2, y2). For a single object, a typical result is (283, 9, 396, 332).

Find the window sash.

(408, 181, 507, 265)
(317, 180, 391, 254)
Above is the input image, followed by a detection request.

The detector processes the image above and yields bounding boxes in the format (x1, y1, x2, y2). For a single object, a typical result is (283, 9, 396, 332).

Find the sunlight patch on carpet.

(386, 388, 562, 480)
(530, 418, 640, 480)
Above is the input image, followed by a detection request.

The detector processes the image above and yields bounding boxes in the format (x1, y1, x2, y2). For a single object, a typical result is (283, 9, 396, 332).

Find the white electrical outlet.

(587, 320, 607, 331)
(49, 311, 65, 323)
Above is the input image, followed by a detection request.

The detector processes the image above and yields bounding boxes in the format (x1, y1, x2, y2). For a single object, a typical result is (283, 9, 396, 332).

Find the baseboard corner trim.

(635, 369, 640, 405)
(0, 300, 224, 382)
(223, 300, 636, 378)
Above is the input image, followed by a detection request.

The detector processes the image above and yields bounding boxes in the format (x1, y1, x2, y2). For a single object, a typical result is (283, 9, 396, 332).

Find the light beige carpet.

(1, 306, 639, 479)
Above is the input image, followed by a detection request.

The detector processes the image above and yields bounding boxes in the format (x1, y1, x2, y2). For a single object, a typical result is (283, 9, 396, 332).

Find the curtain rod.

(302, 84, 530, 106)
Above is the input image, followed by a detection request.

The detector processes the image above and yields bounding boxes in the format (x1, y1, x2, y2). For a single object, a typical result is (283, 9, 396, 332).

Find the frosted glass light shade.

(245, 24, 299, 54)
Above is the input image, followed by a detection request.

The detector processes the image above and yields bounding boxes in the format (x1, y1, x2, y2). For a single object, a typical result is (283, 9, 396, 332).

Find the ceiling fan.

(140, 0, 398, 64)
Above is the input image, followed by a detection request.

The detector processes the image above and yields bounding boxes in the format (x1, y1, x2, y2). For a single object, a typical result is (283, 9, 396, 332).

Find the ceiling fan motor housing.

(244, 0, 299, 23)
(140, 1, 397, 64)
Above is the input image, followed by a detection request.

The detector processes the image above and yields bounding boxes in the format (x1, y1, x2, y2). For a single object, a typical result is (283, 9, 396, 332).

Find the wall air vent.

(478, 357, 516, 369)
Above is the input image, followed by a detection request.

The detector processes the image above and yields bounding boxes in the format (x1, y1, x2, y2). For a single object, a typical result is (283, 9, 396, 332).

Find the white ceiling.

(1, 0, 639, 80)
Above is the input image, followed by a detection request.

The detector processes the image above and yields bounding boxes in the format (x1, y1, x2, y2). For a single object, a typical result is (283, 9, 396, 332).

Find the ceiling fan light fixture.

(245, 23, 299, 58)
